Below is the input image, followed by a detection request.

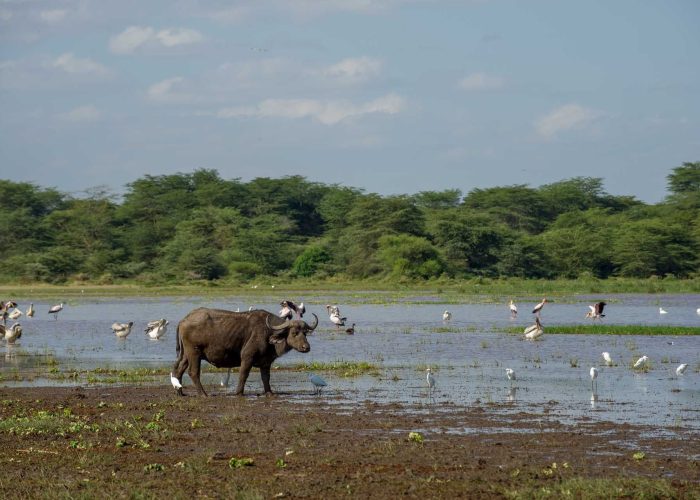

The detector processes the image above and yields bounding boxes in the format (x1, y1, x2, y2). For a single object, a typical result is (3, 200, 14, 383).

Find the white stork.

(48, 303, 63, 320)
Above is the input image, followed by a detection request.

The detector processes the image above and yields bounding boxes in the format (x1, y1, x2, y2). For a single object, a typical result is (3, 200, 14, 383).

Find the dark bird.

(48, 303, 63, 320)
(345, 323, 355, 335)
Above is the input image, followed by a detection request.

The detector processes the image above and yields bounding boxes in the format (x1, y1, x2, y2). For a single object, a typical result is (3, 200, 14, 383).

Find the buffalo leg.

(260, 365, 273, 395)
(172, 357, 188, 396)
(234, 359, 252, 395)
(187, 353, 208, 396)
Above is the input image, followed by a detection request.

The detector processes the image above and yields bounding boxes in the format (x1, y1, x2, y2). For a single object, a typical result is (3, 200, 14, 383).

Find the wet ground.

(0, 386, 698, 499)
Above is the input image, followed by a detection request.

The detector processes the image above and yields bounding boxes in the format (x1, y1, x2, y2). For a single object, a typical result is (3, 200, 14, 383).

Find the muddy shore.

(0, 385, 698, 499)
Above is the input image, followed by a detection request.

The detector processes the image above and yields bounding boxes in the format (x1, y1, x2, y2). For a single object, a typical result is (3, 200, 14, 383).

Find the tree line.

(1, 162, 698, 284)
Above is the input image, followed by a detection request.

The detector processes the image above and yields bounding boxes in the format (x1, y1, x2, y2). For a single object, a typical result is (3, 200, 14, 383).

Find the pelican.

(48, 303, 63, 320)
(585, 302, 606, 320)
(26, 303, 35, 317)
(309, 373, 327, 395)
(8, 308, 22, 320)
(524, 317, 544, 340)
(509, 300, 517, 318)
(590, 367, 598, 392)
(145, 319, 168, 340)
(279, 300, 305, 320)
(659, 307, 667, 315)
(602, 352, 613, 366)
(676, 363, 688, 376)
(2, 323, 22, 343)
(112, 321, 134, 338)
(532, 297, 547, 317)
(442, 310, 452, 321)
(426, 368, 436, 398)
(505, 368, 516, 385)
(633, 355, 648, 369)
(326, 305, 346, 329)
(345, 323, 355, 335)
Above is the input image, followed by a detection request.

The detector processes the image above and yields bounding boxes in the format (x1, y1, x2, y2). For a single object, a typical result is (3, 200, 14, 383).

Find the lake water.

(2, 293, 699, 438)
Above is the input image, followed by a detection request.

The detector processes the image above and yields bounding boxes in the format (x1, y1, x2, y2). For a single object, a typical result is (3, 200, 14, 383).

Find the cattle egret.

(26, 303, 35, 318)
(532, 298, 547, 317)
(659, 307, 667, 315)
(524, 317, 544, 340)
(426, 368, 436, 398)
(170, 372, 183, 392)
(145, 319, 168, 340)
(590, 367, 598, 392)
(48, 303, 63, 320)
(509, 300, 518, 318)
(602, 352, 613, 366)
(112, 321, 134, 338)
(442, 310, 452, 321)
(633, 355, 648, 369)
(8, 308, 22, 320)
(505, 368, 516, 385)
(585, 302, 606, 320)
(2, 323, 22, 343)
(345, 323, 355, 335)
(676, 363, 688, 376)
(309, 374, 327, 395)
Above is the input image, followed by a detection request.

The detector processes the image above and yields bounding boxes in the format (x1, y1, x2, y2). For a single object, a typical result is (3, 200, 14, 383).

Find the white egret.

(590, 367, 598, 392)
(442, 310, 452, 321)
(524, 317, 544, 340)
(633, 355, 649, 369)
(48, 303, 63, 320)
(696, 308, 700, 315)
(532, 298, 547, 317)
(505, 368, 516, 386)
(676, 363, 688, 376)
(426, 368, 436, 399)
(659, 307, 667, 315)
(309, 374, 327, 395)
(112, 321, 134, 338)
(170, 372, 183, 392)
(145, 319, 168, 340)
(602, 352, 613, 366)
(509, 300, 518, 318)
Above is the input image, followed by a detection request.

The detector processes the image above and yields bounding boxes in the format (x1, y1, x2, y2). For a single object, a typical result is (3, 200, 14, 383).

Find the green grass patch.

(289, 360, 380, 377)
(503, 325, 700, 336)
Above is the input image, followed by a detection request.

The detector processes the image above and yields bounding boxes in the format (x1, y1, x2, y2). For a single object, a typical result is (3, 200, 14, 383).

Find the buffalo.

(171, 308, 318, 396)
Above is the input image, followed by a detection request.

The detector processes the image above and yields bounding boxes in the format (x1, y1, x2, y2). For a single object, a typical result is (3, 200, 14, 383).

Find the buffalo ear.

(269, 331, 287, 344)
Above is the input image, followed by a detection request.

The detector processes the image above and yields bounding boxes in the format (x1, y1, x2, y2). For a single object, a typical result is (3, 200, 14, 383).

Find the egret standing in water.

(659, 307, 668, 315)
(442, 310, 452, 322)
(309, 374, 327, 395)
(590, 367, 598, 392)
(633, 355, 649, 369)
(602, 352, 613, 366)
(505, 368, 516, 386)
(426, 368, 436, 400)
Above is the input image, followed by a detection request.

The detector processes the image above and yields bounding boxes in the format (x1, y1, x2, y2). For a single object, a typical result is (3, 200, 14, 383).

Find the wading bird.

(2, 323, 22, 343)
(602, 352, 613, 366)
(279, 300, 305, 320)
(26, 303, 34, 318)
(633, 355, 649, 369)
(590, 367, 598, 392)
(112, 321, 134, 338)
(345, 323, 355, 335)
(326, 305, 346, 329)
(585, 301, 606, 320)
(442, 310, 452, 321)
(505, 368, 516, 386)
(509, 300, 518, 318)
(8, 308, 22, 321)
(309, 373, 327, 395)
(426, 367, 436, 398)
(524, 317, 544, 340)
(659, 307, 668, 315)
(145, 319, 168, 340)
(532, 298, 547, 317)
(48, 303, 63, 320)
(676, 363, 688, 376)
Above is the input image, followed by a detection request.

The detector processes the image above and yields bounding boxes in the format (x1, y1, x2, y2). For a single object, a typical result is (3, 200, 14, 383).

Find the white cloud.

(534, 103, 602, 139)
(321, 56, 382, 84)
(216, 93, 404, 125)
(147, 77, 187, 102)
(459, 72, 504, 91)
(51, 53, 110, 77)
(40, 9, 67, 24)
(110, 26, 203, 54)
(58, 105, 101, 123)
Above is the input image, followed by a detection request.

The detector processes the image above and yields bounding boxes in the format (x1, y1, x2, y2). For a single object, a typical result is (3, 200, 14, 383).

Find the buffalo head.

(266, 313, 318, 353)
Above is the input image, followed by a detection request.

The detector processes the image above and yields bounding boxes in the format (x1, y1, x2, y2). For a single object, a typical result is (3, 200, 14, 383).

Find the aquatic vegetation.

(504, 325, 699, 336)
(289, 360, 379, 377)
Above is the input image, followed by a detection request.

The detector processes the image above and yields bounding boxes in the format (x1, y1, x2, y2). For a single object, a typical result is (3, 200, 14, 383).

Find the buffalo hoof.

(176, 387, 184, 397)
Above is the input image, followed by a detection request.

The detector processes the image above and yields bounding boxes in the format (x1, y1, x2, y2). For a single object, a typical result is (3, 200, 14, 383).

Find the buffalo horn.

(266, 315, 291, 332)
(305, 313, 319, 331)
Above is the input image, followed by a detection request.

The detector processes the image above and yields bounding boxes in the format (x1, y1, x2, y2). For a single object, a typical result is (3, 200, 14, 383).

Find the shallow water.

(2, 294, 699, 435)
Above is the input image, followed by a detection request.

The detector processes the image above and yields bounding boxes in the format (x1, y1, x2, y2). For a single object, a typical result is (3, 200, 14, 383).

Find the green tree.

(376, 234, 443, 279)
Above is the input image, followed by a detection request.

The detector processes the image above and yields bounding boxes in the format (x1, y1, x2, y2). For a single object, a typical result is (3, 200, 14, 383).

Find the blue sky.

(1, 0, 698, 203)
